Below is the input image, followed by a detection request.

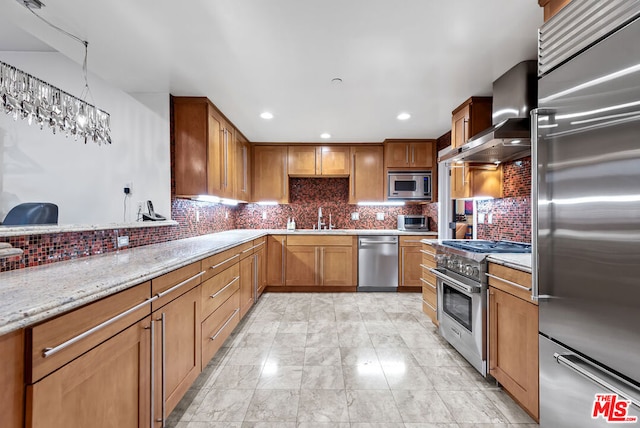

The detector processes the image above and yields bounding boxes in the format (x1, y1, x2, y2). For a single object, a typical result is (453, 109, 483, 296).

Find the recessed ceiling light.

(260, 112, 274, 120)
(320, 133, 331, 139)
(331, 78, 343, 85)
(397, 112, 411, 121)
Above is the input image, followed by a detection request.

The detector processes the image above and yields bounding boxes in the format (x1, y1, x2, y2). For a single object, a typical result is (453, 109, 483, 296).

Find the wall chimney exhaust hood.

(440, 61, 537, 164)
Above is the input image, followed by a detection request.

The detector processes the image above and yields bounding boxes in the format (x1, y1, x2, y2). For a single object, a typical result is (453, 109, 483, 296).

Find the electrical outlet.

(262, 211, 267, 220)
(225, 212, 229, 219)
(351, 212, 360, 221)
(376, 212, 384, 221)
(488, 213, 493, 224)
(196, 210, 200, 222)
(117, 235, 129, 248)
(123, 181, 133, 195)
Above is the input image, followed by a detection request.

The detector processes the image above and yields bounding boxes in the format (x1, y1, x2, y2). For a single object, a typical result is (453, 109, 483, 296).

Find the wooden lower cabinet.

(239, 254, 255, 318)
(420, 242, 438, 325)
(255, 241, 267, 298)
(320, 245, 354, 286)
(266, 235, 286, 286)
(153, 286, 201, 427)
(285, 236, 356, 287)
(26, 317, 151, 428)
(285, 245, 317, 286)
(201, 290, 240, 365)
(399, 236, 424, 290)
(489, 286, 539, 420)
(1, 330, 24, 428)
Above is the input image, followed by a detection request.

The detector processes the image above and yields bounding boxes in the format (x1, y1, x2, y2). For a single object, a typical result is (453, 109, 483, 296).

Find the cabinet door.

(321, 246, 354, 286)
(173, 99, 208, 197)
(385, 143, 410, 167)
(1, 330, 24, 428)
(288, 146, 318, 176)
(220, 124, 235, 199)
(239, 255, 254, 318)
(349, 146, 384, 203)
(399, 245, 422, 287)
(27, 318, 151, 428)
(489, 287, 539, 419)
(470, 167, 503, 198)
(253, 145, 288, 203)
(451, 106, 469, 148)
(154, 286, 201, 426)
(235, 134, 251, 202)
(450, 163, 471, 199)
(207, 107, 224, 197)
(285, 246, 318, 286)
(255, 245, 267, 298)
(320, 146, 350, 176)
(266, 235, 286, 286)
(410, 142, 434, 168)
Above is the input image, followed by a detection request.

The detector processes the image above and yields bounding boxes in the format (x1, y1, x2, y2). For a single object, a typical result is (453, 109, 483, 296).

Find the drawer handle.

(156, 271, 205, 298)
(420, 249, 436, 256)
(210, 276, 240, 299)
(404, 240, 423, 243)
(485, 273, 532, 291)
(243, 241, 266, 253)
(420, 277, 436, 290)
(419, 263, 432, 270)
(421, 298, 436, 312)
(43, 295, 158, 358)
(210, 308, 240, 341)
(209, 254, 240, 270)
(241, 247, 254, 254)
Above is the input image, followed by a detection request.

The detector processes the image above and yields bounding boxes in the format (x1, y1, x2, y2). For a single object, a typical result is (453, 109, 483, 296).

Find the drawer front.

(201, 263, 240, 319)
(237, 242, 254, 260)
(422, 286, 437, 308)
(29, 281, 151, 383)
(202, 247, 242, 280)
(152, 261, 204, 310)
(201, 290, 240, 365)
(420, 254, 437, 269)
(252, 237, 267, 254)
(420, 271, 437, 293)
(286, 235, 353, 246)
(487, 263, 534, 303)
(399, 236, 424, 247)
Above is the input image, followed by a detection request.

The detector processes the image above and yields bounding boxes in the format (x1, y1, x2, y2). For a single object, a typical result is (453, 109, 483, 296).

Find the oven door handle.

(429, 268, 480, 294)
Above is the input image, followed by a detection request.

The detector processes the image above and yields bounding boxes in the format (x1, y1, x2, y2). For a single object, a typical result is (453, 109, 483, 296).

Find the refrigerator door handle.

(554, 352, 640, 408)
(531, 108, 539, 303)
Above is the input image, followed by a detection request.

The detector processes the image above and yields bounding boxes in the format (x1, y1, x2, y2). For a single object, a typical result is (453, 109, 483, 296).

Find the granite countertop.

(487, 254, 532, 273)
(0, 220, 179, 237)
(0, 229, 266, 336)
(0, 228, 438, 335)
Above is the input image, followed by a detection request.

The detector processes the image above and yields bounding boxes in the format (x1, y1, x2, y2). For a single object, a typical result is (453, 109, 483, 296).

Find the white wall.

(0, 52, 171, 225)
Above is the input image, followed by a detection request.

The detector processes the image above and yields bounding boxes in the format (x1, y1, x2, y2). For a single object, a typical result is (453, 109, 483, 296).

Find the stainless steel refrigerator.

(535, 1, 640, 426)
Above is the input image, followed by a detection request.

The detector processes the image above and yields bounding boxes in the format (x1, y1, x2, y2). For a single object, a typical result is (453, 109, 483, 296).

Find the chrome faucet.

(328, 212, 335, 230)
(318, 207, 325, 230)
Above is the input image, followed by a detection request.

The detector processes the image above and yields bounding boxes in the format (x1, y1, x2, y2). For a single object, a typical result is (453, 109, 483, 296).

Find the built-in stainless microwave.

(387, 171, 432, 200)
(397, 215, 429, 231)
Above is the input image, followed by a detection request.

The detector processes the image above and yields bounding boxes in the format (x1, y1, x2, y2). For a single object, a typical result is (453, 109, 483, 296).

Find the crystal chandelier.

(5, 0, 112, 145)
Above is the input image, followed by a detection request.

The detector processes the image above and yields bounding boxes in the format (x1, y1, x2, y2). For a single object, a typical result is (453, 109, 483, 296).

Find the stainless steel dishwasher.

(357, 235, 399, 292)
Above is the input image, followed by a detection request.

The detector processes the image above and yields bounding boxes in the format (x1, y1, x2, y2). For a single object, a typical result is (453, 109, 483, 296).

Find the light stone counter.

(0, 219, 178, 238)
(0, 228, 437, 335)
(0, 229, 265, 336)
(487, 253, 532, 273)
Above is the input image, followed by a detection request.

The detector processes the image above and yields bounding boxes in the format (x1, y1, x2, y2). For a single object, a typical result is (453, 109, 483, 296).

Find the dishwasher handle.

(359, 239, 398, 245)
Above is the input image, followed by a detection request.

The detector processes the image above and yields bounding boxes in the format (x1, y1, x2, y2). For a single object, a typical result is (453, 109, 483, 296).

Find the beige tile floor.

(168, 292, 538, 428)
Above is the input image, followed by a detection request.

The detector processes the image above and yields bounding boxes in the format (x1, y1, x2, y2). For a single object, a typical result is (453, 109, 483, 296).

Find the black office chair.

(1, 203, 59, 226)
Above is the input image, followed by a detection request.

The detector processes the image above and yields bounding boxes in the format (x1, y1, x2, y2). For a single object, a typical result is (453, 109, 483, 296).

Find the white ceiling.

(1, 0, 543, 142)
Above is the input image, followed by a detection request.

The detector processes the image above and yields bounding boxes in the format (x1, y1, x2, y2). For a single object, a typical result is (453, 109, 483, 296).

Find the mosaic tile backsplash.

(235, 178, 431, 230)
(476, 157, 532, 243)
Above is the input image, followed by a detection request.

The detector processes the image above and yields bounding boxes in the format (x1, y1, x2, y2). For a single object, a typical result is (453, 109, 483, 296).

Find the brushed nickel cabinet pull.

(209, 254, 240, 270)
(211, 308, 240, 341)
(210, 276, 240, 299)
(156, 271, 205, 298)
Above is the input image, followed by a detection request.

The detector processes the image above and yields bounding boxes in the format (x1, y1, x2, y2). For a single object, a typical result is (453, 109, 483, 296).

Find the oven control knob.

(472, 267, 480, 278)
(464, 265, 472, 276)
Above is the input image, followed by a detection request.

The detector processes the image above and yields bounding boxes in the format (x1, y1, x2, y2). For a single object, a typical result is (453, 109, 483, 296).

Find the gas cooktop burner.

(441, 240, 531, 254)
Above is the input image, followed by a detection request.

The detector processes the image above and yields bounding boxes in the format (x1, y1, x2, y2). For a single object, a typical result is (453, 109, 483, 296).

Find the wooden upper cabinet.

(451, 97, 492, 149)
(349, 145, 384, 203)
(539, 0, 572, 21)
(384, 140, 435, 169)
(288, 146, 350, 176)
(173, 97, 235, 199)
(451, 164, 503, 199)
(235, 132, 251, 202)
(253, 145, 288, 203)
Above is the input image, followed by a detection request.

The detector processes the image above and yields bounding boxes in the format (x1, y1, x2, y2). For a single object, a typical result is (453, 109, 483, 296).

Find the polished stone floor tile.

(391, 390, 456, 423)
(297, 389, 349, 422)
(426, 366, 486, 391)
(226, 347, 270, 366)
(339, 347, 379, 366)
(190, 388, 254, 422)
(382, 364, 434, 390)
(375, 347, 421, 367)
(266, 346, 306, 366)
(273, 332, 307, 347)
(301, 365, 345, 389)
(186, 422, 243, 427)
(297, 423, 350, 428)
(370, 332, 408, 348)
(438, 391, 508, 424)
(305, 331, 340, 348)
(410, 348, 461, 367)
(306, 321, 338, 334)
(304, 347, 342, 366)
(483, 390, 536, 424)
(343, 363, 389, 389)
(243, 389, 300, 422)
(206, 365, 262, 389)
(345, 389, 403, 422)
(277, 321, 308, 333)
(256, 365, 303, 389)
(338, 331, 373, 347)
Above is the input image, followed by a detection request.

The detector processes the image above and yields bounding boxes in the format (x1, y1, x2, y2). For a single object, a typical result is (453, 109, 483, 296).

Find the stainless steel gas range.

(430, 240, 531, 377)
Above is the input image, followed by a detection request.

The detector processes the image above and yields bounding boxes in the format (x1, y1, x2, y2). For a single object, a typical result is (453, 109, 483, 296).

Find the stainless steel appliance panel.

(397, 214, 428, 231)
(387, 172, 432, 201)
(357, 236, 398, 292)
(540, 335, 640, 427)
(537, 14, 640, 384)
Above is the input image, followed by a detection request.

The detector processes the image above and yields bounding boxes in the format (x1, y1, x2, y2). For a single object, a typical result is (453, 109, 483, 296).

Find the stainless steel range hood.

(440, 61, 537, 164)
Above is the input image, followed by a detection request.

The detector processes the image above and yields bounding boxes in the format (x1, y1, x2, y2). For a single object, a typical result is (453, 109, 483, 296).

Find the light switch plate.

(376, 212, 384, 221)
(117, 236, 129, 248)
(262, 211, 267, 220)
(478, 213, 485, 224)
(351, 212, 360, 220)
